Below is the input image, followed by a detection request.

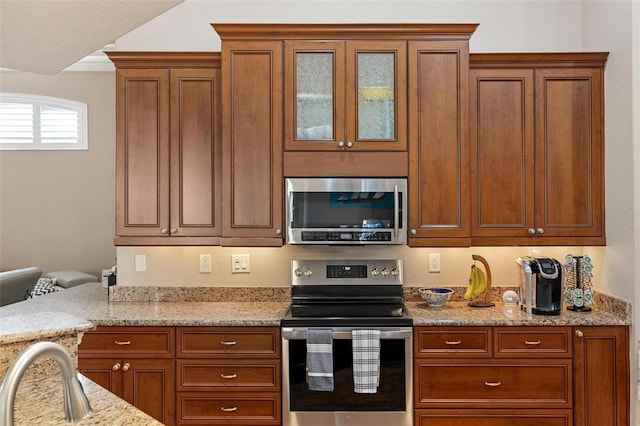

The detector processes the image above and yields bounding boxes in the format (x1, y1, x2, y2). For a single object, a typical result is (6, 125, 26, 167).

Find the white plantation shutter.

(0, 93, 87, 150)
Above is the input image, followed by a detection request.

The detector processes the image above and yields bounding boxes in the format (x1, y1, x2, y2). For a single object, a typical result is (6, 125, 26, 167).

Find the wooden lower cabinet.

(78, 326, 176, 425)
(176, 326, 281, 425)
(414, 325, 630, 426)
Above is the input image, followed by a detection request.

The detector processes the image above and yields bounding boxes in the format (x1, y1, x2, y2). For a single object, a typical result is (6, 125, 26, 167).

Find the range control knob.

(294, 268, 303, 277)
(371, 268, 380, 277)
(381, 268, 390, 276)
(391, 267, 399, 276)
(303, 268, 313, 277)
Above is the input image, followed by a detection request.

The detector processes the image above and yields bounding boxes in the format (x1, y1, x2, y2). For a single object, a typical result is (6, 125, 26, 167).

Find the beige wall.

(0, 72, 116, 278)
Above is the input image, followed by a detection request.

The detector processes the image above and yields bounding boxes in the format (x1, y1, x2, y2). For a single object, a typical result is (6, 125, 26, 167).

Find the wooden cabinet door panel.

(123, 358, 175, 425)
(79, 326, 174, 358)
(470, 69, 534, 237)
(573, 326, 629, 426)
(116, 69, 170, 237)
(177, 359, 280, 391)
(416, 409, 572, 426)
(494, 326, 572, 358)
(415, 359, 572, 409)
(177, 392, 281, 425)
(221, 41, 283, 240)
(170, 69, 221, 237)
(78, 358, 124, 396)
(414, 326, 491, 358)
(408, 40, 470, 244)
(534, 68, 604, 238)
(177, 327, 280, 358)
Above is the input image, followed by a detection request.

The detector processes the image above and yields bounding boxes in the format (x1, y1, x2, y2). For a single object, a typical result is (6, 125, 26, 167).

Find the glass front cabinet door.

(284, 40, 407, 151)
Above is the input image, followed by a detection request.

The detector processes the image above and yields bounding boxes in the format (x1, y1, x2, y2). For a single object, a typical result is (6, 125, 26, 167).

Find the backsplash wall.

(116, 245, 603, 291)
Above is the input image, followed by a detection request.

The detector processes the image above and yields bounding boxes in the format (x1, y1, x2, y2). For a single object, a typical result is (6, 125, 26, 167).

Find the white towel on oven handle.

(306, 329, 334, 391)
(352, 329, 380, 393)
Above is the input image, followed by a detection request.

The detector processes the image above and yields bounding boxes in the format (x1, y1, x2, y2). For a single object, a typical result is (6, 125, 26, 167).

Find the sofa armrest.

(0, 267, 42, 307)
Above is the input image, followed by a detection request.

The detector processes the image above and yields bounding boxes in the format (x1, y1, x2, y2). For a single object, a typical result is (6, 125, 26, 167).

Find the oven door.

(282, 327, 413, 426)
(285, 178, 407, 245)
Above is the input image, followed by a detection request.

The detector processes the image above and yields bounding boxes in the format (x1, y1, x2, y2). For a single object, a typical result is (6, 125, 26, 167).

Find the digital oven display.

(326, 265, 368, 279)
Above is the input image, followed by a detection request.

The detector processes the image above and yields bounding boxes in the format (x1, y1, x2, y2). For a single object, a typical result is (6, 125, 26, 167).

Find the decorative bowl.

(419, 287, 454, 308)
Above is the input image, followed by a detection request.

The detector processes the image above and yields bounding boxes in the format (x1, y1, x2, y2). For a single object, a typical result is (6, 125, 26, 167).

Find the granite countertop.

(406, 301, 630, 326)
(12, 373, 162, 426)
(0, 312, 94, 345)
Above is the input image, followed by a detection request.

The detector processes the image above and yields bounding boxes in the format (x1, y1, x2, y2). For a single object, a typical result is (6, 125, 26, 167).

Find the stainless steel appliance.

(285, 178, 407, 245)
(516, 256, 564, 315)
(281, 259, 413, 426)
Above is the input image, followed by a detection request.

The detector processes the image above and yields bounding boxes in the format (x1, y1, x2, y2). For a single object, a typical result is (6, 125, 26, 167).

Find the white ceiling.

(0, 0, 184, 75)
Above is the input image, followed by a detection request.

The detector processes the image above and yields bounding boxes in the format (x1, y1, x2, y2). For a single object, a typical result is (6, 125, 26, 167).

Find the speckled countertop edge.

(13, 373, 162, 426)
(0, 312, 95, 345)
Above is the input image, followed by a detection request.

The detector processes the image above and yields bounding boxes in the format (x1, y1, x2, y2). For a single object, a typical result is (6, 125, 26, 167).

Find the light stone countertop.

(0, 312, 94, 345)
(407, 301, 631, 326)
(12, 373, 162, 426)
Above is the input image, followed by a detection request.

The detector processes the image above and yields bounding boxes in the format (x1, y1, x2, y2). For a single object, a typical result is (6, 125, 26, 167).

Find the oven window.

(288, 338, 406, 412)
(290, 191, 402, 229)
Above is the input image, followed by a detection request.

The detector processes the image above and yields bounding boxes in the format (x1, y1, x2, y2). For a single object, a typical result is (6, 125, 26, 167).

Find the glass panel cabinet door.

(285, 41, 345, 150)
(347, 41, 407, 151)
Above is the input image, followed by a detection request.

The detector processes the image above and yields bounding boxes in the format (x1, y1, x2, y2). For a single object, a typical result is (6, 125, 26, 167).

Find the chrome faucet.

(0, 341, 92, 425)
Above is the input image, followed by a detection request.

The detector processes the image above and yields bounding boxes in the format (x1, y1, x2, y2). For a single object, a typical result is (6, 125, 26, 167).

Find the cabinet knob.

(122, 362, 130, 372)
(575, 329, 584, 337)
(338, 141, 345, 147)
(112, 363, 121, 371)
(536, 227, 544, 234)
(160, 228, 169, 234)
(410, 229, 417, 235)
(170, 228, 177, 234)
(346, 141, 353, 148)
(275, 228, 282, 235)
(528, 228, 536, 235)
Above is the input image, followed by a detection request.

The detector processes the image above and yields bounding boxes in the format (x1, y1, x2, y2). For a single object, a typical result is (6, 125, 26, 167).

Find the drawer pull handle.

(220, 406, 238, 412)
(114, 340, 131, 346)
(220, 340, 237, 346)
(445, 340, 462, 345)
(484, 381, 502, 387)
(220, 373, 237, 379)
(524, 340, 541, 345)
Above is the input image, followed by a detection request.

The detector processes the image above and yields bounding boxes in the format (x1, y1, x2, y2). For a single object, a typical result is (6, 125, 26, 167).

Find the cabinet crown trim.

(106, 51, 221, 69)
(212, 23, 479, 40)
(470, 52, 609, 68)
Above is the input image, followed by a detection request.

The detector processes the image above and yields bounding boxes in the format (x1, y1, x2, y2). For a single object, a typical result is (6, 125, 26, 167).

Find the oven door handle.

(281, 328, 412, 340)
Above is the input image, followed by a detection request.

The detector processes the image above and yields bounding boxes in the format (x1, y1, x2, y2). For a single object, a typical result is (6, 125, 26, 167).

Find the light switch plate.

(231, 254, 250, 273)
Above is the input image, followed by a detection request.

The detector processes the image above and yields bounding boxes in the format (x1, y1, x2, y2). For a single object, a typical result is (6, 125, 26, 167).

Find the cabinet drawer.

(414, 327, 491, 358)
(177, 392, 280, 425)
(177, 327, 280, 358)
(494, 327, 572, 358)
(416, 409, 573, 426)
(79, 326, 174, 357)
(177, 360, 280, 391)
(415, 359, 572, 408)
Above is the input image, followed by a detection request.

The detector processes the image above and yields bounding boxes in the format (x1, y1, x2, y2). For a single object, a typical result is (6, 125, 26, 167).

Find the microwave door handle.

(393, 185, 399, 237)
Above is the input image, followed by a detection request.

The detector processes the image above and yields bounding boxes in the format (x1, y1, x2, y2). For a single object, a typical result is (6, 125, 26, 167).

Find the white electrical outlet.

(199, 254, 212, 273)
(134, 254, 146, 272)
(231, 254, 250, 273)
(428, 253, 441, 273)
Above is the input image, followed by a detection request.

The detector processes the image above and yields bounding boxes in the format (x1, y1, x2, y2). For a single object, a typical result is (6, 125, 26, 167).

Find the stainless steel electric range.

(281, 259, 413, 426)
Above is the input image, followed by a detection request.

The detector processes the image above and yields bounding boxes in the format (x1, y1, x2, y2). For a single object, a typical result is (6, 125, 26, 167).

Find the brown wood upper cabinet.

(407, 38, 474, 247)
(284, 39, 407, 152)
(469, 53, 608, 246)
(109, 52, 222, 246)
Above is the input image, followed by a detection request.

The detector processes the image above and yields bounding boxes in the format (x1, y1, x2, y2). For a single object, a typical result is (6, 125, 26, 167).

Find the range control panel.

(291, 259, 403, 285)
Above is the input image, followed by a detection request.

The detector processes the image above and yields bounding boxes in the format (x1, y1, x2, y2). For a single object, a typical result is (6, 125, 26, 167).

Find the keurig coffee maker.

(516, 256, 563, 315)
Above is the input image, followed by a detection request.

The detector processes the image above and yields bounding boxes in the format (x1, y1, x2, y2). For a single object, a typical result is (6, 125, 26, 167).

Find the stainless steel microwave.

(285, 178, 407, 245)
